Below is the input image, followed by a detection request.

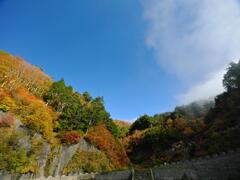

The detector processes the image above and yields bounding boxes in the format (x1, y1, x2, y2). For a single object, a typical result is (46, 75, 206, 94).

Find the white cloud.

(141, 0, 240, 104)
(176, 69, 225, 104)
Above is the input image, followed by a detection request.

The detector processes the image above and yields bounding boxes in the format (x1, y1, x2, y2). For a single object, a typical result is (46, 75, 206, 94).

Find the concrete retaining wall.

(153, 150, 240, 180)
(0, 151, 240, 180)
(0, 170, 132, 180)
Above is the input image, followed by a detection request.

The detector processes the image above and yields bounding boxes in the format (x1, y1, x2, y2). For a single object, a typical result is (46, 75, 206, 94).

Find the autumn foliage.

(61, 131, 82, 145)
(0, 87, 58, 142)
(0, 51, 131, 174)
(63, 150, 112, 173)
(0, 53, 52, 97)
(0, 113, 14, 127)
(85, 123, 129, 169)
(0, 51, 125, 148)
(0, 52, 60, 142)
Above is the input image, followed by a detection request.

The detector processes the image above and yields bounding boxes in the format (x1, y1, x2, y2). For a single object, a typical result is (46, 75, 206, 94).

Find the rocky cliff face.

(0, 114, 100, 178)
(46, 139, 100, 177)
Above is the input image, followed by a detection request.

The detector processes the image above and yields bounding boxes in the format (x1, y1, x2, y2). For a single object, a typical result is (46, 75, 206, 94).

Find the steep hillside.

(123, 61, 240, 167)
(0, 51, 52, 97)
(0, 51, 129, 176)
(1, 50, 239, 174)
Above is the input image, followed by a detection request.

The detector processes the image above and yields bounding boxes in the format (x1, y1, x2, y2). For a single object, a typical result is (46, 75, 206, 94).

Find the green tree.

(44, 79, 90, 132)
(44, 80, 119, 137)
(129, 115, 153, 133)
(43, 79, 73, 112)
(205, 61, 240, 126)
(90, 97, 110, 124)
(82, 91, 92, 102)
(223, 60, 240, 91)
(59, 94, 88, 131)
(87, 97, 119, 137)
(104, 119, 120, 138)
(141, 127, 181, 151)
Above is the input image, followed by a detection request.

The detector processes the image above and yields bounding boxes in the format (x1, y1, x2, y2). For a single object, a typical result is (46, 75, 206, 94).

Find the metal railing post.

(150, 168, 154, 180)
(132, 168, 135, 180)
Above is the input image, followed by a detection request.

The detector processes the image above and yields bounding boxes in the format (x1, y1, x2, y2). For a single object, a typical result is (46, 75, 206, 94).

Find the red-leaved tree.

(61, 131, 81, 145)
(0, 114, 14, 127)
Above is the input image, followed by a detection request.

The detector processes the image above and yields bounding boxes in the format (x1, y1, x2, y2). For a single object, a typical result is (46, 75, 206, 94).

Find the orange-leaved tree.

(0, 87, 58, 143)
(0, 53, 52, 97)
(85, 123, 129, 169)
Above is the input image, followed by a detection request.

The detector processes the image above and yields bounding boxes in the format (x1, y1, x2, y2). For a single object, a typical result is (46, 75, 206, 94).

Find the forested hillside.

(0, 51, 129, 175)
(0, 50, 239, 173)
(123, 60, 240, 167)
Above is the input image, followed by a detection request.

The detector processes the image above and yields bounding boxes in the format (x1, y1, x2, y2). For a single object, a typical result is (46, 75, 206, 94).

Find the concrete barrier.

(0, 151, 240, 180)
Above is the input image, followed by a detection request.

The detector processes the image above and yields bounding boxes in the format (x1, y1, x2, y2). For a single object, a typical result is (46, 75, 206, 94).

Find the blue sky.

(0, 0, 240, 121)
